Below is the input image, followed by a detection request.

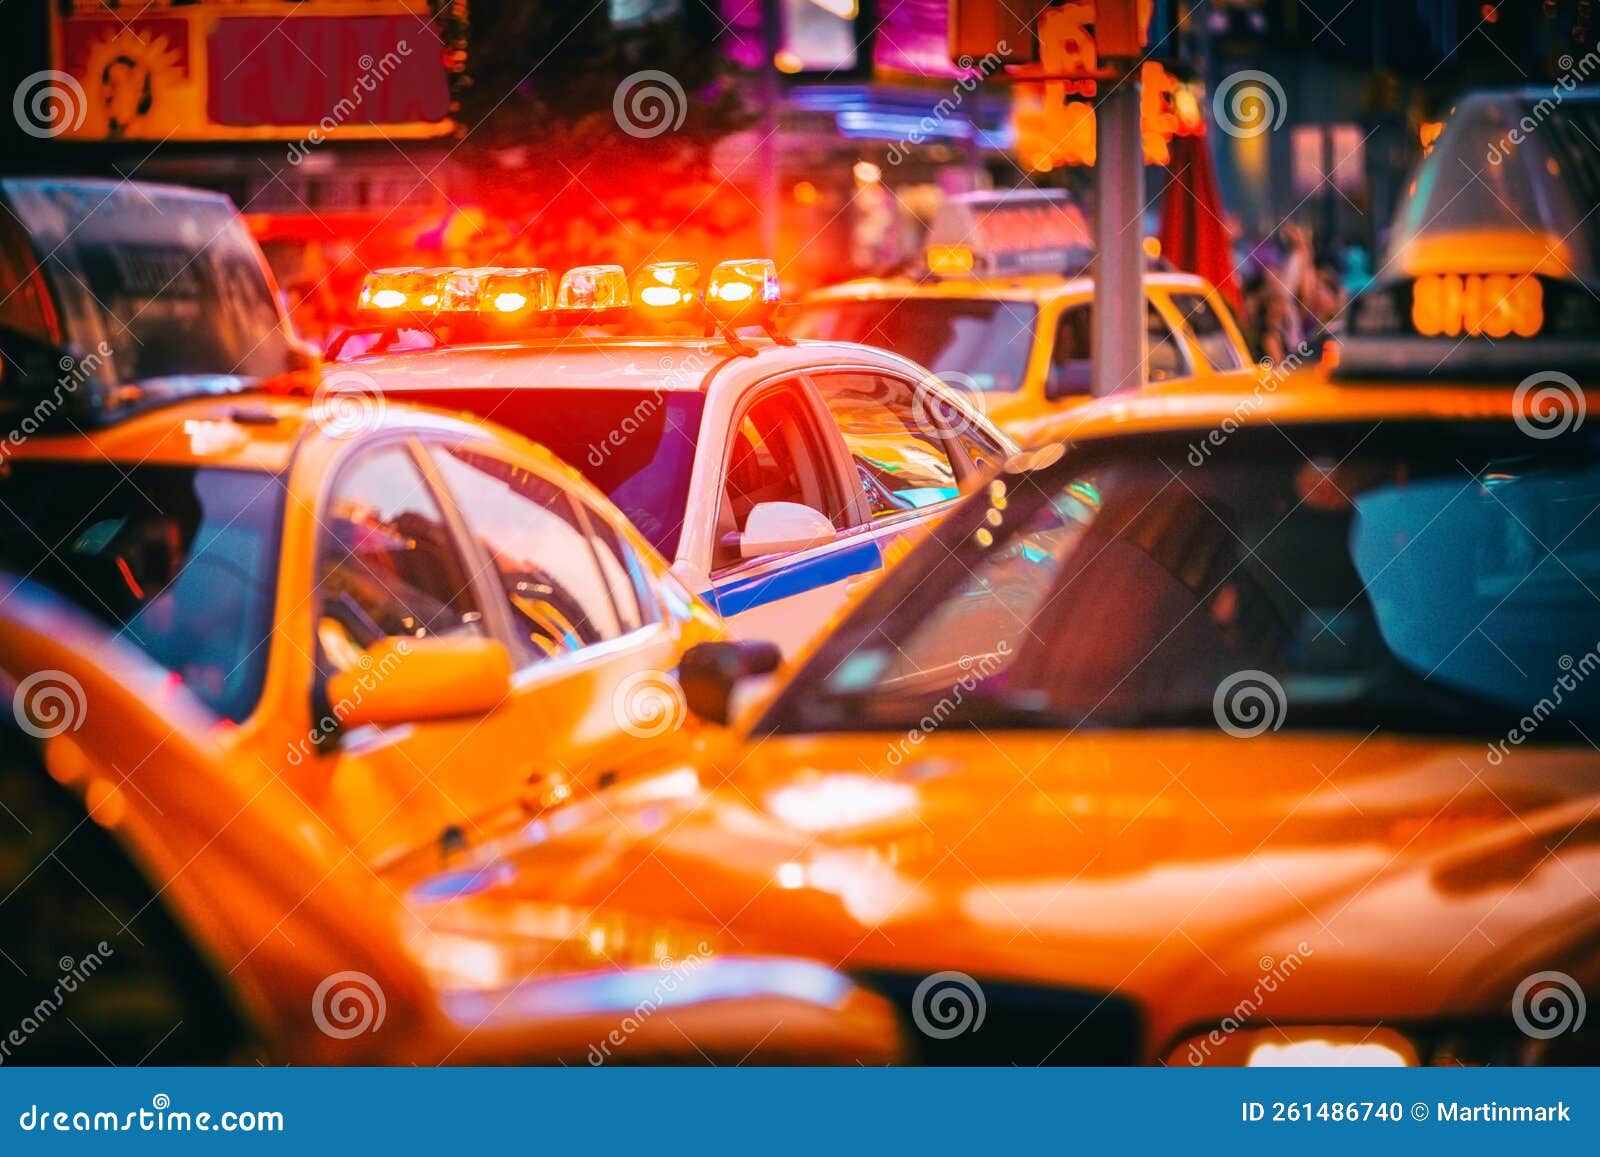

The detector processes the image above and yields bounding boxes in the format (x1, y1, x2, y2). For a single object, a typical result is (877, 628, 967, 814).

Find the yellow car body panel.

(0, 394, 902, 1065)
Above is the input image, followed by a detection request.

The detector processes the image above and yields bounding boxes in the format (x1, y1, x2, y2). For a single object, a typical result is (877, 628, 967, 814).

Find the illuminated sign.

(49, 1, 457, 143)
(1411, 274, 1544, 339)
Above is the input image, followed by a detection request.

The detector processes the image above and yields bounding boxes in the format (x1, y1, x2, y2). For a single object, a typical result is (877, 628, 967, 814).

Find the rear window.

(1, 181, 293, 386)
(388, 386, 705, 560)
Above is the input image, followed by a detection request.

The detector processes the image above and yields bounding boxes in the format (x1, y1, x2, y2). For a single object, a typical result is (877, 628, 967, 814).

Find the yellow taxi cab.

(791, 189, 1252, 443)
(0, 363, 900, 1064)
(422, 95, 1600, 1065)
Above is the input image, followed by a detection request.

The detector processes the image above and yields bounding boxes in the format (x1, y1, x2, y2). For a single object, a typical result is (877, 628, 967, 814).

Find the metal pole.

(1092, 72, 1144, 396)
(759, 0, 782, 258)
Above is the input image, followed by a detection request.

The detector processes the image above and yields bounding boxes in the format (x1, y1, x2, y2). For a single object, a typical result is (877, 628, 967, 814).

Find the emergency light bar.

(356, 259, 786, 339)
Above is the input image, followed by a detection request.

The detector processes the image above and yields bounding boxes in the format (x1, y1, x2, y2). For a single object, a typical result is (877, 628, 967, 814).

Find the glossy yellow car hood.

(457, 728, 1600, 1059)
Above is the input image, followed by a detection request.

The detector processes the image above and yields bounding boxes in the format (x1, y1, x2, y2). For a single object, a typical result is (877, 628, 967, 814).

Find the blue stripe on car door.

(704, 538, 883, 617)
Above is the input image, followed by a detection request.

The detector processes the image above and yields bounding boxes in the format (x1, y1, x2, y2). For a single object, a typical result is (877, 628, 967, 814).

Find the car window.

(577, 500, 655, 630)
(715, 386, 843, 572)
(315, 445, 484, 675)
(1046, 304, 1093, 398)
(1147, 302, 1189, 382)
(813, 373, 961, 519)
(1171, 291, 1245, 371)
(430, 446, 624, 664)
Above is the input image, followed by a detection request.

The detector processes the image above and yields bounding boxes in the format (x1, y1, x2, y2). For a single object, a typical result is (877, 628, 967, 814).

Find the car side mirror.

(739, 501, 835, 559)
(677, 640, 783, 725)
(327, 636, 512, 729)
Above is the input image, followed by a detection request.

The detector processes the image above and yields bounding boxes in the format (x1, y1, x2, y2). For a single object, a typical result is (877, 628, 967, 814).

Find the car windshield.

(790, 298, 1037, 393)
(391, 387, 704, 559)
(768, 421, 1600, 741)
(0, 463, 284, 722)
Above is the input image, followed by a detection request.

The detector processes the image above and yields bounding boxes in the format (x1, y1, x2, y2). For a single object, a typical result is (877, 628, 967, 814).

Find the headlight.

(1169, 1026, 1419, 1067)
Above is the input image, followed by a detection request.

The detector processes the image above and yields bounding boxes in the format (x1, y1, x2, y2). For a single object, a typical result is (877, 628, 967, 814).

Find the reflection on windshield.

(791, 298, 1037, 393)
(0, 463, 283, 722)
(773, 423, 1600, 740)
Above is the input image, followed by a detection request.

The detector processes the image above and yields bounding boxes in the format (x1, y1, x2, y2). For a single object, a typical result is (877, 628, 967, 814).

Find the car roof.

(1027, 371, 1531, 446)
(342, 334, 941, 395)
(6, 392, 550, 474)
(802, 270, 1214, 305)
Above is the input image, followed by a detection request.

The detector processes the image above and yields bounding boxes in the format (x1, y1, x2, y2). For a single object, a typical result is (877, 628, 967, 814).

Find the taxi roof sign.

(1334, 87, 1600, 381)
(925, 189, 1092, 276)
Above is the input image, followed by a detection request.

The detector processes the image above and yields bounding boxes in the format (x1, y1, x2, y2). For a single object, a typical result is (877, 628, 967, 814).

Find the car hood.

(441, 728, 1600, 1060)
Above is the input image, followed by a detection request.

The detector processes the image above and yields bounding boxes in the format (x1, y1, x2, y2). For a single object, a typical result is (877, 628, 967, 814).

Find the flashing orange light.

(632, 261, 702, 315)
(1411, 273, 1543, 339)
(481, 268, 555, 317)
(359, 267, 450, 312)
(926, 244, 976, 277)
(1142, 236, 1162, 261)
(704, 259, 781, 325)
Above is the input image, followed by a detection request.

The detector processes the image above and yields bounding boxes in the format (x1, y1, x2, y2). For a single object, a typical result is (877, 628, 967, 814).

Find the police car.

(435, 98, 1600, 1065)
(0, 277, 900, 1063)
(340, 258, 1017, 653)
(791, 190, 1251, 443)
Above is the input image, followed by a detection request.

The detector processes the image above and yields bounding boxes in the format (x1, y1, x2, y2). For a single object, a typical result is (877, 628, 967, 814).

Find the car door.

(311, 435, 696, 869)
(705, 376, 868, 651)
